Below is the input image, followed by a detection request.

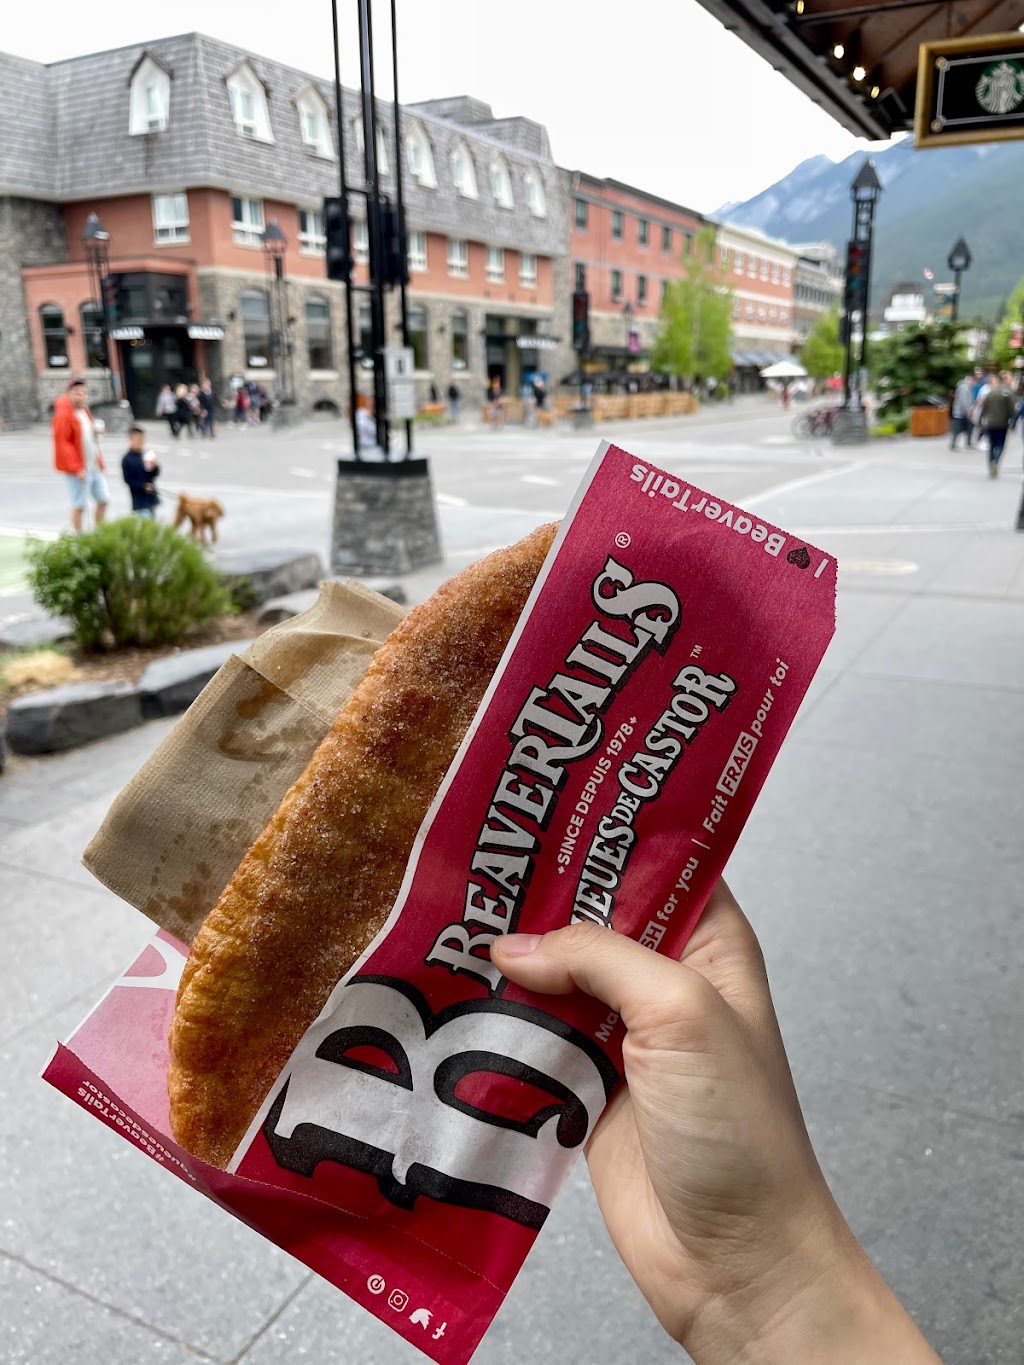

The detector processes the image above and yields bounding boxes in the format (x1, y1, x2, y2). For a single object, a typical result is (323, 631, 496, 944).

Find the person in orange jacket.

(52, 379, 110, 532)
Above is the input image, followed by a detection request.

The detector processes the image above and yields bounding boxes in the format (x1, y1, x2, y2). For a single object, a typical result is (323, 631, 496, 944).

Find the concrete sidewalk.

(1, 428, 1023, 1362)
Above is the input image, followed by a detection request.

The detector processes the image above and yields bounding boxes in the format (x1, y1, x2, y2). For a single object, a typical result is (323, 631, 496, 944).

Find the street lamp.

(947, 237, 972, 323)
(841, 157, 882, 419)
(81, 211, 114, 400)
(261, 218, 293, 405)
(623, 301, 638, 381)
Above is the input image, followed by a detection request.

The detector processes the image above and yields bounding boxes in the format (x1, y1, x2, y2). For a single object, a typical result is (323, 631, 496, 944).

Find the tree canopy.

(799, 311, 844, 380)
(988, 276, 1024, 371)
(869, 321, 969, 418)
(652, 226, 733, 382)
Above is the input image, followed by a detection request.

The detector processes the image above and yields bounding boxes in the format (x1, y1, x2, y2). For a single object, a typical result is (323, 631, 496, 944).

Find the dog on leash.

(173, 492, 225, 545)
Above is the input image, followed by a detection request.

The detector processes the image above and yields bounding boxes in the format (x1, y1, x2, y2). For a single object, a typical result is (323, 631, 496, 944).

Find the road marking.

(741, 461, 863, 507)
(521, 474, 559, 486)
(841, 559, 919, 575)
(760, 435, 795, 446)
(436, 493, 469, 507)
(289, 467, 317, 478)
(795, 520, 1009, 535)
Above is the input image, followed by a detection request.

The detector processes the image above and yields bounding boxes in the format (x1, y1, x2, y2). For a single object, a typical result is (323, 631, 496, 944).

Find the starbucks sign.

(916, 33, 1024, 148)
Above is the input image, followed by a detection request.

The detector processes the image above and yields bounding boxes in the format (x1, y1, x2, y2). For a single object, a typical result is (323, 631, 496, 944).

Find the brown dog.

(173, 492, 225, 545)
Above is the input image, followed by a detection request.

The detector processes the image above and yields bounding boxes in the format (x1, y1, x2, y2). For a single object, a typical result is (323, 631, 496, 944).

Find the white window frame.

(748, 255, 757, 277)
(519, 251, 537, 287)
(298, 207, 326, 255)
(490, 157, 514, 209)
(296, 87, 334, 159)
(486, 245, 505, 282)
(734, 251, 744, 274)
(129, 57, 170, 135)
(227, 63, 274, 143)
(353, 117, 389, 173)
(745, 299, 754, 319)
(524, 168, 546, 217)
(406, 123, 437, 187)
(407, 230, 427, 272)
(448, 237, 469, 277)
(757, 302, 767, 321)
(451, 141, 478, 199)
(231, 195, 265, 247)
(760, 258, 770, 281)
(770, 261, 781, 283)
(152, 192, 189, 245)
(353, 219, 369, 263)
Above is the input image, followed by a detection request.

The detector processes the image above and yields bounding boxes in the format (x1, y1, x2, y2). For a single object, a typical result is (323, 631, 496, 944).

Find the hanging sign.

(110, 326, 145, 341)
(188, 324, 226, 341)
(915, 32, 1024, 148)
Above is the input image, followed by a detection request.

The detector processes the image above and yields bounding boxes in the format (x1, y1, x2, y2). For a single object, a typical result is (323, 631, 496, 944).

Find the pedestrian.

(354, 395, 379, 455)
(971, 370, 993, 446)
(234, 384, 249, 426)
(120, 425, 161, 517)
(155, 383, 178, 435)
(447, 381, 461, 423)
(198, 378, 218, 439)
(979, 370, 1016, 478)
(429, 381, 440, 405)
(490, 882, 941, 1363)
(174, 384, 195, 438)
(485, 375, 504, 428)
(51, 379, 109, 532)
(950, 372, 975, 449)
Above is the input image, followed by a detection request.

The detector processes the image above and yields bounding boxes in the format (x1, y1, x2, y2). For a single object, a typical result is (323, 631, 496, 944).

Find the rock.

(256, 578, 407, 626)
(138, 640, 253, 719)
(214, 549, 325, 608)
(0, 612, 74, 650)
(6, 681, 142, 755)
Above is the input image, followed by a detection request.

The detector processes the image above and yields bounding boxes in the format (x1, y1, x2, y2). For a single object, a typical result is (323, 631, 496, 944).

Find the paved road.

(2, 403, 1023, 1362)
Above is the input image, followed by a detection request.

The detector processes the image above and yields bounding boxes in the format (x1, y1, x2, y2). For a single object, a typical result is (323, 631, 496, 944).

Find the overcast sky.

(4, 0, 885, 212)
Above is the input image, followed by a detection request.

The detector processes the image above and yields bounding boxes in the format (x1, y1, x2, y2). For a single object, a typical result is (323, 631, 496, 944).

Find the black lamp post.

(261, 218, 294, 405)
(947, 238, 972, 323)
(623, 301, 635, 380)
(841, 158, 882, 413)
(81, 211, 114, 401)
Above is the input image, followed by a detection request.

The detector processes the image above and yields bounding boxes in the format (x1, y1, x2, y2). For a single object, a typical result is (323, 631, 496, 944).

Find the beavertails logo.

(261, 553, 681, 1226)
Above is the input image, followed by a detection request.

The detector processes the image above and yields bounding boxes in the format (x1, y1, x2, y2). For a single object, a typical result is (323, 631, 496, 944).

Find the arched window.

(450, 141, 478, 199)
(406, 123, 436, 187)
(524, 169, 546, 218)
(80, 302, 106, 369)
(490, 156, 514, 209)
(240, 290, 271, 368)
(353, 117, 389, 173)
(407, 304, 428, 370)
(306, 295, 333, 370)
(296, 86, 334, 159)
(128, 54, 170, 135)
(227, 62, 274, 142)
(451, 309, 468, 370)
(40, 304, 68, 369)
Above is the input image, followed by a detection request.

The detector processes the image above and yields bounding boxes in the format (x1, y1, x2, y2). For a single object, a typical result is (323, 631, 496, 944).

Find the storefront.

(108, 272, 223, 418)
(483, 315, 555, 395)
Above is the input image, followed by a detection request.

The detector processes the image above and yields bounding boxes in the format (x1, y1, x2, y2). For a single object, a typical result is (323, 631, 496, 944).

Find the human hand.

(492, 883, 939, 1365)
(76, 469, 87, 482)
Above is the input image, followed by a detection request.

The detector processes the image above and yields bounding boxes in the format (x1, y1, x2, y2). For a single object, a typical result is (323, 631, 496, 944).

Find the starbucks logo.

(976, 60, 1024, 116)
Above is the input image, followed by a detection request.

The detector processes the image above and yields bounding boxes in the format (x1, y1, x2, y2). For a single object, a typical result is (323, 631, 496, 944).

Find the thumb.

(491, 923, 714, 1033)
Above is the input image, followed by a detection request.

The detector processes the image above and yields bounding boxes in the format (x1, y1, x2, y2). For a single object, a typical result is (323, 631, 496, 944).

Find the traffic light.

(380, 198, 409, 290)
(101, 274, 123, 325)
(572, 290, 589, 353)
(845, 240, 868, 312)
(323, 196, 351, 282)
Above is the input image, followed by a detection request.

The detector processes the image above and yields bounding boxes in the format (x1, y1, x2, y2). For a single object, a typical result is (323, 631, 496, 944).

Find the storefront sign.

(188, 324, 226, 341)
(516, 335, 558, 351)
(248, 355, 269, 367)
(110, 326, 145, 341)
(915, 32, 1024, 148)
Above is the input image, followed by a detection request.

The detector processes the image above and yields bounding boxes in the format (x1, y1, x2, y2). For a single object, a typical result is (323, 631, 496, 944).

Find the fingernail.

(499, 933, 542, 956)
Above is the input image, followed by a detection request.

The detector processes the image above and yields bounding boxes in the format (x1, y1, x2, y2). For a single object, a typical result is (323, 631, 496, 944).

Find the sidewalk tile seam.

(826, 1079, 1024, 1139)
(0, 1247, 224, 1362)
(0, 855, 106, 896)
(230, 1272, 314, 1364)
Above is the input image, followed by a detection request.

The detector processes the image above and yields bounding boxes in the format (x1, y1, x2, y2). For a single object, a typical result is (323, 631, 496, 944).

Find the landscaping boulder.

(6, 681, 142, 755)
(215, 549, 324, 608)
(0, 612, 74, 650)
(256, 579, 407, 626)
(138, 640, 253, 719)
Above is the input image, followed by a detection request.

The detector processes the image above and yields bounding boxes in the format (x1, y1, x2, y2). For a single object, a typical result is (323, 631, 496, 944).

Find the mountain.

(719, 137, 1024, 323)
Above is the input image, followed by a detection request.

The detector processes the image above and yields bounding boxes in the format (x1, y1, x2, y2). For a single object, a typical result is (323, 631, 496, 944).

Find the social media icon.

(366, 1275, 386, 1296)
(388, 1289, 409, 1312)
(409, 1308, 432, 1329)
(432, 1322, 448, 1341)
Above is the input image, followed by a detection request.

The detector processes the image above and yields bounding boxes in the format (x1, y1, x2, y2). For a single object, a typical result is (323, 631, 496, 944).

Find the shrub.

(25, 517, 232, 651)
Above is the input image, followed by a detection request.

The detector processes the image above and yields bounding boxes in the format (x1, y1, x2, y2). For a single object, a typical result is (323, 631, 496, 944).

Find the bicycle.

(792, 406, 839, 439)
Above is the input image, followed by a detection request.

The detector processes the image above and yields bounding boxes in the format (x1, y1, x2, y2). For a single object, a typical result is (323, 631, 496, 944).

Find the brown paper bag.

(82, 580, 405, 945)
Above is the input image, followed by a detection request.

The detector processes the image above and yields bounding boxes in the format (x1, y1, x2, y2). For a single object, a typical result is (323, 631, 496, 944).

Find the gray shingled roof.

(0, 32, 566, 255)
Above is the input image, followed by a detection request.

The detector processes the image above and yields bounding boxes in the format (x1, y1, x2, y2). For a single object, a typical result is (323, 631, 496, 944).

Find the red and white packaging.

(45, 440, 835, 1363)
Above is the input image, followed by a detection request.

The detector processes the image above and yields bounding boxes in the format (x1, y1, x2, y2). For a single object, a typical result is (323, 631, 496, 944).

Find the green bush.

(25, 517, 232, 651)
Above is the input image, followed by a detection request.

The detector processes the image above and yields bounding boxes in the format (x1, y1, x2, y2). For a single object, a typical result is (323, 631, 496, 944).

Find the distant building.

(791, 243, 843, 347)
(0, 35, 566, 426)
(563, 173, 705, 387)
(714, 223, 799, 386)
(882, 282, 927, 329)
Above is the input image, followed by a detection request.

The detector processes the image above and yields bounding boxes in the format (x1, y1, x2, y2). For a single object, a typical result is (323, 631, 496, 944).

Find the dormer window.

(227, 62, 274, 143)
(490, 156, 514, 209)
(296, 86, 334, 159)
(524, 168, 546, 218)
(353, 117, 389, 174)
(406, 123, 436, 187)
(128, 55, 170, 135)
(451, 141, 478, 199)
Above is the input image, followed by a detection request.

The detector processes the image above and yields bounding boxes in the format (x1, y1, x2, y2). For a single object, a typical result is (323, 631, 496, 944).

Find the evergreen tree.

(653, 227, 733, 382)
(869, 321, 968, 419)
(800, 311, 844, 380)
(989, 276, 1024, 371)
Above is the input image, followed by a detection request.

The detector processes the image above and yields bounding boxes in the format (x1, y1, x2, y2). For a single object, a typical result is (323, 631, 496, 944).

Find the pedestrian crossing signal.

(323, 197, 351, 283)
(572, 290, 589, 353)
